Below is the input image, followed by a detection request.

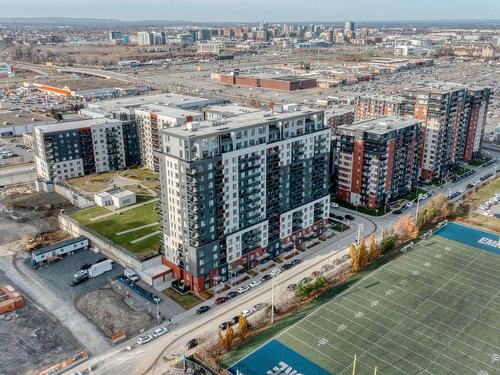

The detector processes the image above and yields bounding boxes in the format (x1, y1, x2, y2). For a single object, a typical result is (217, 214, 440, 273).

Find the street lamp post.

(271, 274, 275, 325)
(357, 224, 364, 244)
(415, 193, 423, 220)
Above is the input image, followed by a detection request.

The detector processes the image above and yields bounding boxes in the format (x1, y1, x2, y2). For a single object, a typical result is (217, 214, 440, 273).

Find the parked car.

(238, 285, 250, 294)
(152, 327, 168, 338)
(392, 209, 402, 215)
(252, 302, 269, 312)
(219, 321, 232, 330)
(196, 305, 210, 314)
(70, 274, 89, 286)
(287, 284, 297, 291)
(405, 202, 414, 208)
(330, 202, 339, 208)
(241, 309, 253, 317)
(401, 205, 409, 211)
(270, 268, 281, 277)
(299, 277, 311, 285)
(290, 259, 301, 266)
(249, 280, 262, 288)
(79, 263, 92, 270)
(230, 315, 240, 325)
(73, 270, 88, 279)
(261, 274, 272, 282)
(311, 271, 321, 278)
(344, 214, 355, 221)
(226, 291, 239, 300)
(215, 296, 227, 305)
(186, 338, 198, 349)
(137, 335, 153, 345)
(332, 215, 344, 221)
(280, 263, 292, 272)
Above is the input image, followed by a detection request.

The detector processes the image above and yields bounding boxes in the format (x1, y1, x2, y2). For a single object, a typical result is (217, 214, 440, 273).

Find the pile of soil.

(76, 287, 154, 338)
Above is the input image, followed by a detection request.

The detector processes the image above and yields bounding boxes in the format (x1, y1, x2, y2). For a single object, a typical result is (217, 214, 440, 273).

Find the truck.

(124, 268, 139, 282)
(88, 259, 113, 278)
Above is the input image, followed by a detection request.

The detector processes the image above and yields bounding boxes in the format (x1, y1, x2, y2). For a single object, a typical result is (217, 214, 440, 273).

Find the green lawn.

(162, 288, 203, 310)
(403, 188, 428, 202)
(467, 159, 486, 167)
(454, 165, 472, 176)
(331, 221, 350, 232)
(70, 202, 161, 257)
(122, 167, 159, 181)
(333, 199, 391, 216)
(224, 228, 500, 374)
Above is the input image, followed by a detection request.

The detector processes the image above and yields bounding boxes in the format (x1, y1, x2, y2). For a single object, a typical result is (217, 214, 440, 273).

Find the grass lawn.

(454, 165, 472, 176)
(122, 167, 159, 181)
(162, 288, 203, 310)
(467, 159, 486, 167)
(70, 202, 161, 257)
(66, 171, 119, 192)
(334, 199, 390, 216)
(403, 188, 428, 202)
(223, 224, 500, 374)
(331, 221, 350, 232)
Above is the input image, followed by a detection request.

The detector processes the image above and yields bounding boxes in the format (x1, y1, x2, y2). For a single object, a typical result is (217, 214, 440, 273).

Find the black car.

(332, 214, 344, 221)
(392, 209, 403, 215)
(226, 291, 238, 299)
(230, 315, 240, 325)
(400, 205, 409, 211)
(186, 338, 198, 349)
(261, 274, 272, 282)
(80, 263, 92, 270)
(344, 214, 355, 221)
(280, 263, 292, 272)
(70, 275, 89, 286)
(196, 305, 210, 314)
(290, 259, 301, 266)
(219, 321, 232, 330)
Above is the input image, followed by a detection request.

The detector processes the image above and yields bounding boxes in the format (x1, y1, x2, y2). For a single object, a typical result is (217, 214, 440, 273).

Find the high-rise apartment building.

(134, 105, 203, 171)
(335, 117, 422, 209)
(34, 119, 139, 182)
(157, 105, 330, 291)
(137, 31, 153, 46)
(355, 85, 490, 181)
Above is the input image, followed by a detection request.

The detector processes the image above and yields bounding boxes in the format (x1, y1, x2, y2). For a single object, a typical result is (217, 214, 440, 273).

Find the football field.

(228, 223, 500, 375)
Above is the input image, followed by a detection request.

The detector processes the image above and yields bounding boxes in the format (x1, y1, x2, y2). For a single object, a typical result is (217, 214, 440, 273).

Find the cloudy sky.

(2, 0, 499, 21)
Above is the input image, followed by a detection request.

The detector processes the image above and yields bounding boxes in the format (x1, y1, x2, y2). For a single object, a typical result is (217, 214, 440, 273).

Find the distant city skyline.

(2, 0, 499, 22)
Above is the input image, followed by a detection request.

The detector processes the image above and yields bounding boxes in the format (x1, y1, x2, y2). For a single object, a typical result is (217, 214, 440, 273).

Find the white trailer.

(88, 259, 113, 278)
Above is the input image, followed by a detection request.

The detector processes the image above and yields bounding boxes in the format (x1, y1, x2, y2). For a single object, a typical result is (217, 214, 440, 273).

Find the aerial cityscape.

(0, 1, 499, 375)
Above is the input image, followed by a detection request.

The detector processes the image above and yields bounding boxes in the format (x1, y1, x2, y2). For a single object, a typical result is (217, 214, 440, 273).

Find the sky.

(2, 0, 499, 22)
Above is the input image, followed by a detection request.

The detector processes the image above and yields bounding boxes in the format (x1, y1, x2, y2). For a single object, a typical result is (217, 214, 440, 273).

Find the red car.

(215, 296, 228, 305)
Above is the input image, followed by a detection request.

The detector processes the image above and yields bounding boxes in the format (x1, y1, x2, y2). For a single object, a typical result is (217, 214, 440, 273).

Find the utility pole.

(271, 274, 275, 324)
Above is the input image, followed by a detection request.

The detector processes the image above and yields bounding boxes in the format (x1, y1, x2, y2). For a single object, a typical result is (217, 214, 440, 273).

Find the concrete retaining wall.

(54, 184, 94, 209)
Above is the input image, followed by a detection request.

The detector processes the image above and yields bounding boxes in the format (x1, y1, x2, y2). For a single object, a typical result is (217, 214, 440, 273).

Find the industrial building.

(33, 118, 140, 182)
(157, 104, 331, 291)
(219, 71, 317, 91)
(334, 116, 422, 209)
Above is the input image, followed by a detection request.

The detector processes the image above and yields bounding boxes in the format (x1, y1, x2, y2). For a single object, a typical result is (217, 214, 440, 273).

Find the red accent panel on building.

(464, 106, 479, 161)
(351, 140, 364, 194)
(385, 139, 395, 191)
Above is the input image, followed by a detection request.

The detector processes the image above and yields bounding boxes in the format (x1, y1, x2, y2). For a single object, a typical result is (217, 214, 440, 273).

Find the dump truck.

(88, 259, 113, 278)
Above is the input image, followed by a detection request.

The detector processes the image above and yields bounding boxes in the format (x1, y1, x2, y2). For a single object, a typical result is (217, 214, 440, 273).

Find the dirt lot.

(0, 270, 83, 375)
(76, 287, 154, 338)
(0, 190, 72, 246)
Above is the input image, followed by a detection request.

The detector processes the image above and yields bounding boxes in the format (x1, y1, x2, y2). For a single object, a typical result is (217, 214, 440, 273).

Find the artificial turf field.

(229, 223, 500, 375)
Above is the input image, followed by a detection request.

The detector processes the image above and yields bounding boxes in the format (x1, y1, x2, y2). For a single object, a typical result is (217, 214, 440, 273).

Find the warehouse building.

(219, 71, 317, 91)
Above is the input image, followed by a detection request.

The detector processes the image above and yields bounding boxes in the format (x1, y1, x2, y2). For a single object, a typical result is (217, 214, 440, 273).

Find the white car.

(249, 280, 262, 288)
(237, 285, 250, 294)
(252, 302, 269, 312)
(270, 268, 281, 277)
(242, 309, 253, 317)
(73, 270, 88, 279)
(152, 327, 168, 338)
(330, 203, 339, 209)
(406, 202, 414, 208)
(458, 188, 465, 194)
(137, 335, 153, 345)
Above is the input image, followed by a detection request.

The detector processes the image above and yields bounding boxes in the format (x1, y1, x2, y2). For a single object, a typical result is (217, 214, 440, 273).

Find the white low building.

(94, 188, 136, 209)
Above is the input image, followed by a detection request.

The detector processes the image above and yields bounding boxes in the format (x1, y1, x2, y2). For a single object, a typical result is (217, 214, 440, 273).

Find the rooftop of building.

(161, 104, 322, 139)
(32, 236, 87, 256)
(324, 107, 354, 116)
(356, 93, 406, 102)
(0, 110, 55, 128)
(204, 103, 262, 116)
(35, 117, 122, 133)
(96, 187, 134, 198)
(134, 104, 202, 118)
(339, 116, 420, 134)
(86, 93, 223, 113)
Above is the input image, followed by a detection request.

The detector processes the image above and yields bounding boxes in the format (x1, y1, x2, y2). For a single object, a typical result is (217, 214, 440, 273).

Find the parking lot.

(26, 249, 124, 301)
(0, 270, 83, 375)
(0, 137, 34, 167)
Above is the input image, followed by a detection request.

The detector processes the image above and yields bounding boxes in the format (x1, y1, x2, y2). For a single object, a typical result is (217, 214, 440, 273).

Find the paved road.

(0, 164, 36, 186)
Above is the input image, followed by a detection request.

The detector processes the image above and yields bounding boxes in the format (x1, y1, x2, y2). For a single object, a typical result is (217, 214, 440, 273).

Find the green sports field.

(229, 223, 500, 375)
